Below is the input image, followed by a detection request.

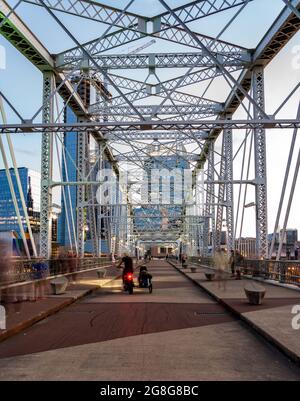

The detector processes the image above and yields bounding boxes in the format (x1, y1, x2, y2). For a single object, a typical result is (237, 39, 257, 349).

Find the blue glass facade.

(133, 150, 189, 233)
(0, 167, 40, 235)
(58, 107, 112, 254)
(58, 107, 78, 247)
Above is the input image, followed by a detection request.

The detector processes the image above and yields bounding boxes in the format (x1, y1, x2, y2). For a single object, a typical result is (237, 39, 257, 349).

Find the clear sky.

(0, 0, 299, 238)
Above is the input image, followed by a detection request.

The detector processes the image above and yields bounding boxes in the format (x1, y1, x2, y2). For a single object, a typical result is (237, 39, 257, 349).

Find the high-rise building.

(57, 107, 77, 248)
(0, 167, 41, 235)
(57, 109, 117, 255)
(133, 143, 189, 248)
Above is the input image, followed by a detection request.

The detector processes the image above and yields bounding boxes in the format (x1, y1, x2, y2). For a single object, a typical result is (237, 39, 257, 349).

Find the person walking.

(214, 249, 227, 290)
(229, 249, 235, 277)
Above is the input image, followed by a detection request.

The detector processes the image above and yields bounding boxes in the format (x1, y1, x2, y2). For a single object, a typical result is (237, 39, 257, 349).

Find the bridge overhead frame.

(0, 0, 299, 259)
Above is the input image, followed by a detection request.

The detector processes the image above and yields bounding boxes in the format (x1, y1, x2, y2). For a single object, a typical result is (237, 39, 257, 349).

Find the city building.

(237, 237, 257, 259)
(0, 167, 41, 255)
(0, 167, 40, 234)
(133, 143, 189, 256)
(268, 229, 299, 259)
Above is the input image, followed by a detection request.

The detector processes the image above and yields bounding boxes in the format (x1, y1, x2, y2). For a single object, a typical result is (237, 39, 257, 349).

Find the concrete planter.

(205, 272, 215, 281)
(50, 277, 68, 295)
(244, 283, 266, 305)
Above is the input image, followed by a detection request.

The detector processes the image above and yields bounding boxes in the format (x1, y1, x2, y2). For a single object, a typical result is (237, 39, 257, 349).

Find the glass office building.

(57, 107, 78, 247)
(0, 167, 41, 235)
(133, 143, 189, 234)
(57, 107, 112, 254)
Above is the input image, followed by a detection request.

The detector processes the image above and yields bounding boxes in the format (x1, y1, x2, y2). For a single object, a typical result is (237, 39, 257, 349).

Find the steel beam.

(253, 66, 268, 259)
(224, 120, 234, 253)
(198, 0, 300, 167)
(1, 119, 299, 134)
(57, 51, 251, 70)
(77, 131, 87, 257)
(40, 71, 55, 258)
(91, 103, 223, 116)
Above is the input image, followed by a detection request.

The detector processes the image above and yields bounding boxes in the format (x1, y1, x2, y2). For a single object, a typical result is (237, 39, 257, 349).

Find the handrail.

(190, 257, 300, 287)
(0, 257, 111, 286)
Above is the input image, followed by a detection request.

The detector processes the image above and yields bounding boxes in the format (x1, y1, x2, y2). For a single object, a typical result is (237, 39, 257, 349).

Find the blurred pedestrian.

(229, 249, 235, 277)
(235, 251, 244, 280)
(214, 249, 227, 290)
(67, 250, 77, 283)
(32, 260, 49, 300)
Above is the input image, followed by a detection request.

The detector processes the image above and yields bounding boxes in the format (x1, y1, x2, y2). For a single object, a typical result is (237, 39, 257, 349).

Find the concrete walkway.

(0, 264, 121, 342)
(170, 260, 300, 366)
(0, 260, 299, 381)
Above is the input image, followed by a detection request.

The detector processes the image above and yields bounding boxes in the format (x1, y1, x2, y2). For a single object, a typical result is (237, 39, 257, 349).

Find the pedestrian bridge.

(0, 0, 299, 265)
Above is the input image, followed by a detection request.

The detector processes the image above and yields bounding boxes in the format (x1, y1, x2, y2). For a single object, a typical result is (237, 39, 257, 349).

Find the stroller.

(138, 265, 153, 294)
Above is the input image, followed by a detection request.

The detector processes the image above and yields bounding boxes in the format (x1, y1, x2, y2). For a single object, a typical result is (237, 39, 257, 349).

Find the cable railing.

(0, 257, 111, 287)
(191, 257, 300, 287)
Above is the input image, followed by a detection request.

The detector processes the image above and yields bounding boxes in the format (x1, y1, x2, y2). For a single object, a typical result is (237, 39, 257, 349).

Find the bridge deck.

(0, 260, 299, 380)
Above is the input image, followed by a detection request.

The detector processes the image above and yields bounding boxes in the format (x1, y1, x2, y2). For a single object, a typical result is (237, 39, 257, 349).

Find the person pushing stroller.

(138, 265, 153, 293)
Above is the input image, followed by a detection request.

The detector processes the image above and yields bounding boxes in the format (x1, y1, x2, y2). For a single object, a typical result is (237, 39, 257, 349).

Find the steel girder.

(24, 0, 253, 27)
(57, 51, 251, 70)
(198, 0, 300, 167)
(103, 131, 209, 141)
(224, 123, 235, 253)
(97, 65, 244, 108)
(58, 26, 248, 69)
(115, 152, 201, 162)
(91, 79, 221, 108)
(202, 141, 214, 256)
(56, 16, 248, 68)
(1, 119, 299, 134)
(76, 131, 87, 257)
(215, 134, 226, 250)
(0, 0, 88, 117)
(40, 72, 55, 258)
(86, 144, 99, 256)
(253, 66, 268, 259)
(0, 0, 118, 173)
(91, 103, 223, 116)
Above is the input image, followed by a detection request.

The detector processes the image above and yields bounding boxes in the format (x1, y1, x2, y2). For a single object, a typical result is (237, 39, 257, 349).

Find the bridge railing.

(0, 257, 111, 287)
(191, 257, 300, 287)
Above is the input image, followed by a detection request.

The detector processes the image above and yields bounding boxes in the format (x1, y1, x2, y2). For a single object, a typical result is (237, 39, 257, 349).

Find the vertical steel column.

(87, 135, 98, 256)
(224, 119, 234, 253)
(77, 130, 86, 257)
(253, 66, 268, 259)
(97, 141, 103, 256)
(215, 135, 226, 249)
(203, 142, 214, 256)
(40, 71, 54, 258)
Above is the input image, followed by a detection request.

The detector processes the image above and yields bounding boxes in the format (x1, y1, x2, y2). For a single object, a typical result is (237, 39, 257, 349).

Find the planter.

(205, 272, 215, 281)
(244, 283, 266, 305)
(50, 277, 68, 295)
(190, 267, 197, 273)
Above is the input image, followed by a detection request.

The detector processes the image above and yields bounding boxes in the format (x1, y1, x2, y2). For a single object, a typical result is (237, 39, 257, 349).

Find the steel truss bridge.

(0, 0, 299, 261)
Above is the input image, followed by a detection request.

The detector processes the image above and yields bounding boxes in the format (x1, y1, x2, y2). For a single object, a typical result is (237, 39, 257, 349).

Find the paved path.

(0, 264, 121, 342)
(0, 260, 299, 381)
(171, 261, 300, 366)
